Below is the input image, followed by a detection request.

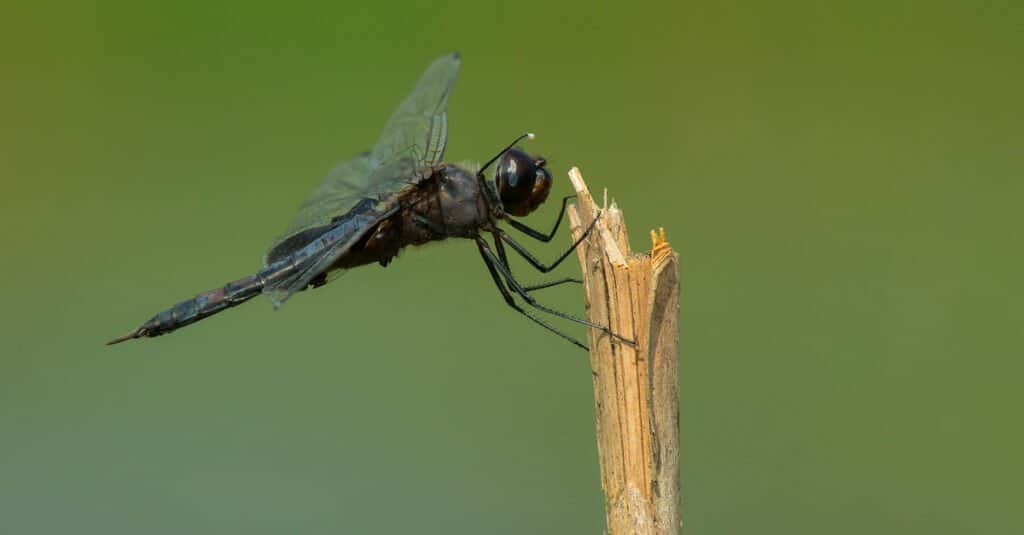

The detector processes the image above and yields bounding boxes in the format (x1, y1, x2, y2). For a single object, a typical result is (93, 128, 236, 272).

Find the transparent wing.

(369, 52, 460, 171)
(265, 52, 461, 266)
(264, 152, 373, 264)
(263, 202, 399, 307)
(262, 223, 367, 308)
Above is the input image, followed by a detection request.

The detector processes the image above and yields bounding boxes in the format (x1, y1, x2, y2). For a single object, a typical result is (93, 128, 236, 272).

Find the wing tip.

(441, 51, 461, 70)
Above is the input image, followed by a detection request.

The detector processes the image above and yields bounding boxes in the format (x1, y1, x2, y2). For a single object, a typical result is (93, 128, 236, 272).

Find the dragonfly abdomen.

(106, 272, 267, 345)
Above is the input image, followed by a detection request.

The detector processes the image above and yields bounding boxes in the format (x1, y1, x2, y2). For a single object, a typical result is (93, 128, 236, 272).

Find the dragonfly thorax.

(432, 164, 490, 237)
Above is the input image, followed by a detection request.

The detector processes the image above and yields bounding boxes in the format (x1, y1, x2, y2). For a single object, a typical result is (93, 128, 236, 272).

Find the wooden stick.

(566, 167, 680, 535)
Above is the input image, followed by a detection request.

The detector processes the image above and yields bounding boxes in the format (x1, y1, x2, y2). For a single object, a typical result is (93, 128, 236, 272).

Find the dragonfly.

(108, 52, 626, 350)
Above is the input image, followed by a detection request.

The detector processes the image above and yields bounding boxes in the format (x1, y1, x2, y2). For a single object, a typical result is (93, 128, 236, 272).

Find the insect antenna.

(477, 132, 534, 177)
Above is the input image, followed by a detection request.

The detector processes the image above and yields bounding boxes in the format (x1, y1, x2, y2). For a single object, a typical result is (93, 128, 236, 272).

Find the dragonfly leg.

(479, 236, 635, 346)
(497, 229, 582, 292)
(492, 231, 579, 292)
(491, 230, 576, 291)
(522, 277, 582, 292)
(492, 230, 512, 273)
(505, 195, 576, 242)
(496, 210, 601, 274)
(475, 237, 588, 350)
(494, 208, 585, 291)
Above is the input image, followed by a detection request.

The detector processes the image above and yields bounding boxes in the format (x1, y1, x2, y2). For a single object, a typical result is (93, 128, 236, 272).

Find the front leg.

(494, 230, 581, 292)
(497, 209, 601, 274)
(505, 195, 575, 242)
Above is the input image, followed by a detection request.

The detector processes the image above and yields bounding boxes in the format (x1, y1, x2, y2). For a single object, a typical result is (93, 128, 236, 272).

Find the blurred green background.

(2, 1, 1021, 533)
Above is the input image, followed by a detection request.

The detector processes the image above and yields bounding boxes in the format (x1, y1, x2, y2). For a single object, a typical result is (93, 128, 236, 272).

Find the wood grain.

(567, 167, 680, 535)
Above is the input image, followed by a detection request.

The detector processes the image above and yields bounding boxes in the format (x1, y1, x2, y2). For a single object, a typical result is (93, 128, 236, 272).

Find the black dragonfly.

(108, 52, 624, 350)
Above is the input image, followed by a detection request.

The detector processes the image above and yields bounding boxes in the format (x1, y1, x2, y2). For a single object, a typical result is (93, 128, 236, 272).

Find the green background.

(2, 1, 1021, 533)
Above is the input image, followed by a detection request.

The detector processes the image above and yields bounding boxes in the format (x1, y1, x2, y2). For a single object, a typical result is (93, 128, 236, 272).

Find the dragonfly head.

(495, 147, 552, 217)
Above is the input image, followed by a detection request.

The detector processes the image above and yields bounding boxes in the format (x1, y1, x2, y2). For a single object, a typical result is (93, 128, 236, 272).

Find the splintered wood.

(566, 167, 680, 535)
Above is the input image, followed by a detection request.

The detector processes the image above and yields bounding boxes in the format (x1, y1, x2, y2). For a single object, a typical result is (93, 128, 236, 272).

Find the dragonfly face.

(495, 147, 552, 217)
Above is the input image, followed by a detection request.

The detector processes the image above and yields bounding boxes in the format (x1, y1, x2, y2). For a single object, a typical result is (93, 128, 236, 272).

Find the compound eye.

(495, 147, 551, 217)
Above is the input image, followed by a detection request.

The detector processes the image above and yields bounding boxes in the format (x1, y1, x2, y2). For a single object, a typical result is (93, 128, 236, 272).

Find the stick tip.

(568, 167, 588, 195)
(650, 227, 672, 263)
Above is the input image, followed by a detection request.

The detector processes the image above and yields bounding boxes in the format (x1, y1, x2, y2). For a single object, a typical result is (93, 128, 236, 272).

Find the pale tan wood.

(567, 167, 680, 535)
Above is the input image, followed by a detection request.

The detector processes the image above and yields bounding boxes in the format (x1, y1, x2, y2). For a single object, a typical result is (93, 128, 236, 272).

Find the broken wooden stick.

(566, 167, 680, 535)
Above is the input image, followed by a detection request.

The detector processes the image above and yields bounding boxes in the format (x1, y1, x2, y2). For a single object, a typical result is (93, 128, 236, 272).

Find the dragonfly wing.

(263, 202, 399, 307)
(264, 52, 461, 268)
(369, 52, 460, 173)
(265, 152, 373, 264)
